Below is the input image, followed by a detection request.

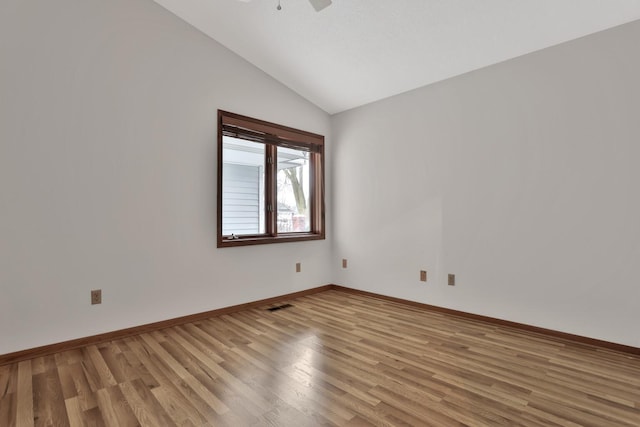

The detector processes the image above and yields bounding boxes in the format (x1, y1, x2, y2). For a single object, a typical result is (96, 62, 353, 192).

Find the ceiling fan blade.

(308, 0, 332, 12)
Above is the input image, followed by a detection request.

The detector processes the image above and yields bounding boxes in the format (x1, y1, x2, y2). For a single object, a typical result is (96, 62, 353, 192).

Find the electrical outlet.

(91, 289, 102, 305)
(296, 262, 301, 273)
(342, 259, 348, 268)
(448, 274, 455, 286)
(420, 270, 427, 282)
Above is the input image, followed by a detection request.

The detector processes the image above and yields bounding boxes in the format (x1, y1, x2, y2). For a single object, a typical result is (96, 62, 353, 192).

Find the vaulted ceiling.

(153, 0, 640, 114)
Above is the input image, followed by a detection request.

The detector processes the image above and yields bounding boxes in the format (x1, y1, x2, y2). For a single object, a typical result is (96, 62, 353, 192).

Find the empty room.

(1, 0, 639, 425)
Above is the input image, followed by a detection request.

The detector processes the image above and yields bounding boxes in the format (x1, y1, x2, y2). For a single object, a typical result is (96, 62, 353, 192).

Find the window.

(217, 110, 325, 247)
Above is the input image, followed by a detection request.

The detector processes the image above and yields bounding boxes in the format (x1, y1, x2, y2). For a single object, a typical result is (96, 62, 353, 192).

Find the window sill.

(217, 233, 325, 248)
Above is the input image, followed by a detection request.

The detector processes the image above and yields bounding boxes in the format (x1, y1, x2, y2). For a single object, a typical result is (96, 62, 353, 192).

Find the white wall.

(0, 0, 331, 354)
(332, 21, 640, 347)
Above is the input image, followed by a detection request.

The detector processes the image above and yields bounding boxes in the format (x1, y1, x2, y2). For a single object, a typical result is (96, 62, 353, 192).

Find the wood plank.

(94, 383, 147, 427)
(32, 369, 69, 427)
(16, 361, 34, 427)
(0, 383, 17, 427)
(118, 379, 175, 427)
(63, 397, 85, 427)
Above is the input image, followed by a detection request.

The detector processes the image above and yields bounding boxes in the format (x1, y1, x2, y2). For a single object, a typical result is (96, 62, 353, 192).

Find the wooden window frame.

(217, 110, 325, 248)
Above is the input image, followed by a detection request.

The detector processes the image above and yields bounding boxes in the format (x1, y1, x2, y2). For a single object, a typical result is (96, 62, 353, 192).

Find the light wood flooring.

(1, 289, 639, 426)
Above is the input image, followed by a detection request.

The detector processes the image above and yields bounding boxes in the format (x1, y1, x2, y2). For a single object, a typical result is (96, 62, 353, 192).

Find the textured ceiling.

(153, 0, 640, 114)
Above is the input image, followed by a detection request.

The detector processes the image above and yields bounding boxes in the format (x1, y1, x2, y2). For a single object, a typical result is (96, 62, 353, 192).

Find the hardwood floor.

(1, 290, 639, 426)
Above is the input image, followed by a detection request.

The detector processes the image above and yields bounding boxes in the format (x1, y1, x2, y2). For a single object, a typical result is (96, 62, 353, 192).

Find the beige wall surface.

(332, 20, 640, 347)
(0, 0, 332, 355)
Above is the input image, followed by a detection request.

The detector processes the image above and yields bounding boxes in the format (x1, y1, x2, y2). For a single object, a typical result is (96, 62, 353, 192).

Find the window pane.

(218, 110, 325, 247)
(222, 136, 265, 236)
(277, 147, 310, 233)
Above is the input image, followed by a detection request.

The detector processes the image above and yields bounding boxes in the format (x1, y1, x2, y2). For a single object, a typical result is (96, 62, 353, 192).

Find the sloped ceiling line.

(153, 0, 640, 114)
